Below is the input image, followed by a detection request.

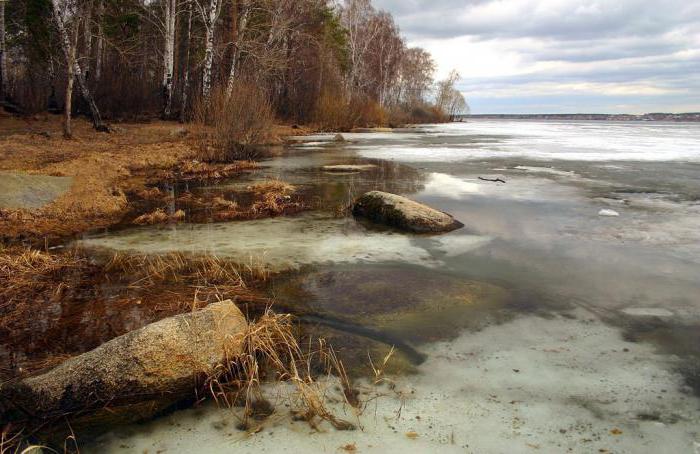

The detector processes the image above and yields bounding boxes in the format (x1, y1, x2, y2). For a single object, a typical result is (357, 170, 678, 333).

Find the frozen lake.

(82, 120, 700, 453)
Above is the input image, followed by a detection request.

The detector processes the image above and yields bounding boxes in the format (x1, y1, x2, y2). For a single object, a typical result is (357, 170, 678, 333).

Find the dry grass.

(0, 247, 96, 332)
(247, 179, 304, 218)
(247, 179, 295, 195)
(135, 187, 166, 200)
(104, 251, 270, 291)
(205, 309, 358, 432)
(156, 160, 258, 182)
(132, 208, 185, 225)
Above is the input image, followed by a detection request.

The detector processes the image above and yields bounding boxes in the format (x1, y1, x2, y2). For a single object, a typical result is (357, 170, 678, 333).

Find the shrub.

(193, 82, 275, 162)
(313, 90, 389, 131)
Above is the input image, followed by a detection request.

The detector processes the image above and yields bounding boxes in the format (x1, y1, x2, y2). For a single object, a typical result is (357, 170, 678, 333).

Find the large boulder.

(352, 191, 463, 233)
(0, 300, 247, 421)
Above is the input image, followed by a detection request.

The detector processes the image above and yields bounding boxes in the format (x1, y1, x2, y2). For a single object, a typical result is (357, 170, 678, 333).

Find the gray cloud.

(373, 0, 700, 112)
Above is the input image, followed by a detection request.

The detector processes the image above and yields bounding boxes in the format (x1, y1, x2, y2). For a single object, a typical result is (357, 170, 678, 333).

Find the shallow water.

(80, 120, 700, 452)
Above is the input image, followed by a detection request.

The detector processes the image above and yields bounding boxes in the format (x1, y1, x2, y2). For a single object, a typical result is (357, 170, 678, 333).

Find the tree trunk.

(94, 0, 104, 82)
(224, 3, 249, 101)
(201, 0, 219, 103)
(83, 0, 93, 78)
(52, 0, 107, 133)
(162, 0, 176, 118)
(63, 46, 77, 139)
(0, 0, 7, 101)
(180, 0, 193, 122)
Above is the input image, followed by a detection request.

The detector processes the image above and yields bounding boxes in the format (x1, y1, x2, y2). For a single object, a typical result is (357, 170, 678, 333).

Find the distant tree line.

(0, 0, 467, 137)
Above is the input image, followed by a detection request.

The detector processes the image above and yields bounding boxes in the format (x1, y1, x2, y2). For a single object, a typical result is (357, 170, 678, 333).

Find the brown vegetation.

(193, 83, 275, 162)
(206, 309, 358, 432)
(0, 247, 271, 382)
(132, 208, 185, 225)
(0, 117, 266, 244)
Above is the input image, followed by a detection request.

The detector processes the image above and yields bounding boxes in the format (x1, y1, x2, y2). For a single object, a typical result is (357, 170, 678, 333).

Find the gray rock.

(0, 172, 73, 209)
(352, 191, 463, 233)
(0, 300, 247, 420)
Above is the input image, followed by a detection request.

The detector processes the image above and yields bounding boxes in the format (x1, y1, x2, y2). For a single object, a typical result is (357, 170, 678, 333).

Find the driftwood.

(478, 176, 506, 183)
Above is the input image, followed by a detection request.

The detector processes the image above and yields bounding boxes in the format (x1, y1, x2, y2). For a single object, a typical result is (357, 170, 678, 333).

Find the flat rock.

(0, 300, 247, 421)
(352, 191, 463, 233)
(598, 209, 620, 217)
(322, 164, 377, 172)
(0, 171, 73, 209)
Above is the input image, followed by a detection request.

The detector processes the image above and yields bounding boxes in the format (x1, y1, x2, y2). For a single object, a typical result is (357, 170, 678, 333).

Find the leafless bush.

(192, 82, 275, 162)
(313, 91, 389, 131)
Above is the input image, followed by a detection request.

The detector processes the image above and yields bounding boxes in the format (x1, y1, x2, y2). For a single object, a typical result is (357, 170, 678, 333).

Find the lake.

(79, 119, 700, 452)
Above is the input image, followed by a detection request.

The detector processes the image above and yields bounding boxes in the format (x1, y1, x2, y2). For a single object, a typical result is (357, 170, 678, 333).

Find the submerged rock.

(352, 191, 463, 233)
(0, 300, 246, 421)
(274, 266, 510, 345)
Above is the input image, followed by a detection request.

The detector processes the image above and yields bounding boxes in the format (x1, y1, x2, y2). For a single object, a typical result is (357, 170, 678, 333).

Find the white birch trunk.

(63, 31, 77, 138)
(94, 0, 104, 82)
(201, 0, 220, 103)
(162, 0, 177, 117)
(180, 0, 193, 122)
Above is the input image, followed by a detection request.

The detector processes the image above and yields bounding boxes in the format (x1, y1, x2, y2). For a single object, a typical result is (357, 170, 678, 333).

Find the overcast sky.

(374, 0, 700, 114)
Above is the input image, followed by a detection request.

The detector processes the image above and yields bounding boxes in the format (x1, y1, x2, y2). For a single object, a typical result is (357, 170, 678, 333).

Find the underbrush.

(192, 83, 275, 162)
(313, 91, 387, 131)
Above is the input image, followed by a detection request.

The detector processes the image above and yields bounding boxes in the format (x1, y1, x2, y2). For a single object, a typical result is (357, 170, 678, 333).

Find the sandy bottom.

(87, 311, 700, 453)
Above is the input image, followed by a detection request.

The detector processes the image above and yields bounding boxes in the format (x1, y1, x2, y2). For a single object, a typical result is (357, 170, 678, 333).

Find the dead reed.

(0, 247, 96, 332)
(132, 208, 185, 225)
(204, 309, 358, 432)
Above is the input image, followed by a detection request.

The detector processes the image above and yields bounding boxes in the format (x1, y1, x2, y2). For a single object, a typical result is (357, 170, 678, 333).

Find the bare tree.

(224, 0, 250, 100)
(162, 0, 177, 117)
(435, 70, 467, 118)
(195, 0, 222, 102)
(52, 0, 107, 135)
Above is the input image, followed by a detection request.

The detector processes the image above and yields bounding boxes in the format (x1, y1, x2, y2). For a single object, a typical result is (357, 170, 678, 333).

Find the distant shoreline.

(458, 113, 700, 122)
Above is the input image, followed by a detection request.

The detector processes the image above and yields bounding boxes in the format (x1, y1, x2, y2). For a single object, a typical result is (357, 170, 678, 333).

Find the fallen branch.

(478, 177, 506, 183)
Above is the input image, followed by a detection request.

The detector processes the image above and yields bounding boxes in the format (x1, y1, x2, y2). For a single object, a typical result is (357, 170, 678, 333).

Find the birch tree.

(162, 0, 177, 117)
(180, 0, 193, 121)
(51, 0, 107, 134)
(195, 0, 222, 103)
(340, 0, 382, 98)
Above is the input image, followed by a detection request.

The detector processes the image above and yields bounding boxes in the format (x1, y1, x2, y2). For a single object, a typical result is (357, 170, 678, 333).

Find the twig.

(478, 177, 506, 183)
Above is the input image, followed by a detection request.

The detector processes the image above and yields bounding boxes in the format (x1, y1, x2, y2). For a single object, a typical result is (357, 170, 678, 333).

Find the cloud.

(373, 0, 700, 112)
